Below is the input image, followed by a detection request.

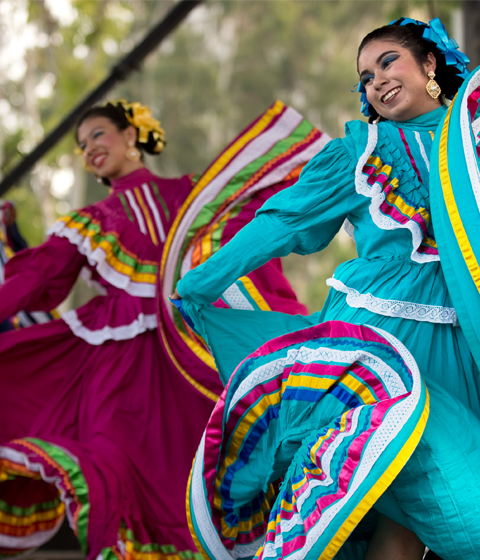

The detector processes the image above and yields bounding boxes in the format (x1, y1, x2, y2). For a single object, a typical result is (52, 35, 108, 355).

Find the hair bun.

(107, 100, 166, 155)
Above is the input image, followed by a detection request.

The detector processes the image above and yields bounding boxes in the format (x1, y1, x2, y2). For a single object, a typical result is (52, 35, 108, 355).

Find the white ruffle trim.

(460, 69, 480, 214)
(327, 277, 458, 326)
(48, 221, 156, 298)
(355, 124, 439, 264)
(62, 310, 157, 345)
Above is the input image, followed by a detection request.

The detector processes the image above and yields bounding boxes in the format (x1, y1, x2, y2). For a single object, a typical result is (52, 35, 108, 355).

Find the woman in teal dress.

(172, 18, 480, 560)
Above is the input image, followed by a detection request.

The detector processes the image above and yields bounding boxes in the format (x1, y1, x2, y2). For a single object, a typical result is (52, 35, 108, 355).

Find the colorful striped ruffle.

(0, 438, 87, 558)
(159, 101, 329, 396)
(430, 66, 480, 369)
(99, 524, 204, 560)
(355, 125, 439, 263)
(187, 321, 428, 560)
(48, 209, 158, 298)
(0, 439, 202, 560)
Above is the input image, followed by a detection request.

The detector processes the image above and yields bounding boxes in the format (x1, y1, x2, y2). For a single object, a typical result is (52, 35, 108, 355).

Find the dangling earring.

(125, 141, 141, 162)
(426, 71, 441, 99)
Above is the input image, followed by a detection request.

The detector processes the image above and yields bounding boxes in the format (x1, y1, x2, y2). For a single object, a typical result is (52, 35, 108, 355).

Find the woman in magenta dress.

(0, 100, 308, 560)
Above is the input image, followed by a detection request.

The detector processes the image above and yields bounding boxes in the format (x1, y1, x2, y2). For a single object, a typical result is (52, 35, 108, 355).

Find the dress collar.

(110, 167, 154, 191)
(387, 104, 448, 132)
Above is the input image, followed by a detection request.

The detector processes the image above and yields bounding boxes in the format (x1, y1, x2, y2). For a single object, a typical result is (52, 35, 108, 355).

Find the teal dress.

(178, 105, 480, 559)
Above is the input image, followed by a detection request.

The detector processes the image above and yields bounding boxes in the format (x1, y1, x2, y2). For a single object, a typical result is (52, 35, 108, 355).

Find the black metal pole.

(0, 0, 204, 196)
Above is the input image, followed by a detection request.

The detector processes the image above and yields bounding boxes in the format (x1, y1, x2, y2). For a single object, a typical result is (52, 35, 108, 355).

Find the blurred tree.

(0, 0, 461, 310)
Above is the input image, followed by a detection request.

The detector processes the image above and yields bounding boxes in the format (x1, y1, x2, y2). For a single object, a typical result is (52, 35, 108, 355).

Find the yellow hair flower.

(112, 100, 166, 153)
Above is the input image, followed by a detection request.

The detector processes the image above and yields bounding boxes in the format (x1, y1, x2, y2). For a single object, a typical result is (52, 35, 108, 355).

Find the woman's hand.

(169, 288, 181, 300)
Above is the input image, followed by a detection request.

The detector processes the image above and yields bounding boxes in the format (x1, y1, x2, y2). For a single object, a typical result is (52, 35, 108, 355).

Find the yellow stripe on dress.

(214, 390, 283, 508)
(134, 187, 159, 246)
(186, 452, 210, 560)
(56, 216, 157, 285)
(238, 276, 271, 311)
(340, 373, 378, 405)
(201, 231, 213, 265)
(160, 100, 285, 277)
(319, 385, 430, 560)
(220, 510, 265, 538)
(366, 155, 392, 177)
(0, 502, 65, 527)
(159, 101, 286, 404)
(282, 375, 336, 394)
(385, 177, 430, 223)
(158, 321, 219, 403)
(178, 329, 217, 370)
(438, 98, 480, 292)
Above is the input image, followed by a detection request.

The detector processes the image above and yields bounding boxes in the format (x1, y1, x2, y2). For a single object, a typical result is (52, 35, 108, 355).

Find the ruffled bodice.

(328, 105, 456, 324)
(178, 105, 457, 325)
(49, 168, 193, 298)
(0, 169, 193, 344)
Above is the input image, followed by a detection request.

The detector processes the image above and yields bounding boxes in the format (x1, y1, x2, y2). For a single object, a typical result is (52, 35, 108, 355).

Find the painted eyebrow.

(78, 126, 104, 145)
(359, 50, 399, 80)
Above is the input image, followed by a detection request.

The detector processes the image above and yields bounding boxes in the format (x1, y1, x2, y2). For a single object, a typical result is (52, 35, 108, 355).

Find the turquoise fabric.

(179, 106, 454, 312)
(178, 103, 480, 557)
(430, 69, 480, 369)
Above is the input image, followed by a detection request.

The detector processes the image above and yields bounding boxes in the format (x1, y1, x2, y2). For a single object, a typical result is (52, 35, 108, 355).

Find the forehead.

(358, 39, 408, 70)
(77, 116, 116, 140)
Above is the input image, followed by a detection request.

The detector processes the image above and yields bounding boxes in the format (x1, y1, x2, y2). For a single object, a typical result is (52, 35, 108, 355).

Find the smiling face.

(357, 39, 440, 122)
(77, 116, 144, 181)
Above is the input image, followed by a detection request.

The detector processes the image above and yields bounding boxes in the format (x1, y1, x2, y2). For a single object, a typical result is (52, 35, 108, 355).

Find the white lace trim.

(327, 277, 458, 326)
(48, 221, 156, 298)
(460, 68, 480, 215)
(62, 309, 157, 345)
(355, 124, 439, 264)
(473, 116, 480, 143)
(190, 325, 424, 560)
(222, 283, 254, 311)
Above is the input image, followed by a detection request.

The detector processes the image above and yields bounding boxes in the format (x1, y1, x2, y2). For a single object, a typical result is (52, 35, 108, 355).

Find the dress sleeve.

(0, 235, 86, 323)
(177, 138, 358, 305)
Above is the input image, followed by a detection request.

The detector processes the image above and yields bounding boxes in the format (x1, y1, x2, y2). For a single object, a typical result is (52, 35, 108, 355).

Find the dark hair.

(75, 102, 161, 156)
(357, 21, 465, 123)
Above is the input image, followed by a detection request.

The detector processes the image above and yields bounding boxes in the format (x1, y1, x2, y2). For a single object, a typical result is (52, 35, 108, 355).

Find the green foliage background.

(1, 0, 460, 311)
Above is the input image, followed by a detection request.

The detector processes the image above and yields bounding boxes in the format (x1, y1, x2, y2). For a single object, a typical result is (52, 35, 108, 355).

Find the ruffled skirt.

(0, 318, 213, 560)
(183, 291, 480, 559)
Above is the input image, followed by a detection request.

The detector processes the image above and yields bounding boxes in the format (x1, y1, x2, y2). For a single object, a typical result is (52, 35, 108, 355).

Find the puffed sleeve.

(0, 235, 87, 323)
(176, 138, 359, 306)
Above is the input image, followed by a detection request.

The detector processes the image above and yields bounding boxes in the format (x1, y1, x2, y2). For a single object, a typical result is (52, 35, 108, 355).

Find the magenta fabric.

(220, 180, 308, 316)
(0, 169, 215, 559)
(0, 167, 307, 559)
(0, 320, 213, 556)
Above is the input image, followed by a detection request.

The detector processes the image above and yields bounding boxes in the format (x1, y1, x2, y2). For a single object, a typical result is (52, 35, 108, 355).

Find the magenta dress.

(0, 166, 306, 560)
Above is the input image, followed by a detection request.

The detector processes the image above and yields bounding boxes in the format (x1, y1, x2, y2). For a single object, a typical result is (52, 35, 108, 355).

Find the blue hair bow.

(423, 18, 470, 79)
(357, 17, 470, 116)
(396, 17, 470, 80)
(357, 81, 371, 117)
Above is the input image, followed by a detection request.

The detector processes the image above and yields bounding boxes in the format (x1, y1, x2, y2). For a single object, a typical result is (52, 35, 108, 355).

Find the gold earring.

(125, 141, 141, 162)
(426, 71, 441, 99)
